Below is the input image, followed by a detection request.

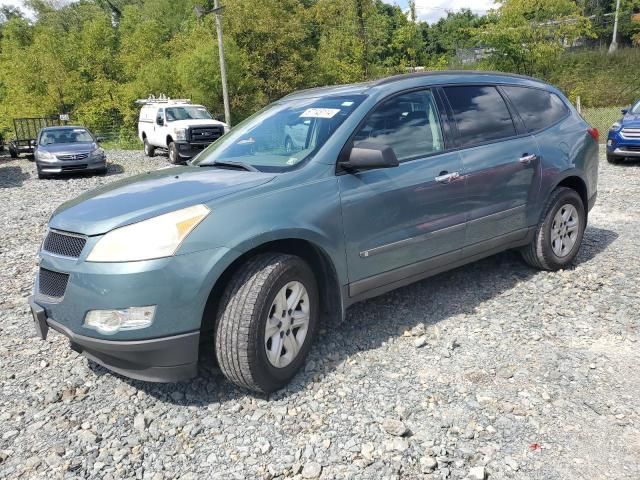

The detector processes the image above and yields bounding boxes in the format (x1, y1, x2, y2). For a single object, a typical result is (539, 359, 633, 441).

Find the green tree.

(475, 0, 594, 76)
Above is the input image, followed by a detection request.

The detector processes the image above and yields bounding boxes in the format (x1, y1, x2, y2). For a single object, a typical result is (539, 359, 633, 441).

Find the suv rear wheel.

(143, 137, 155, 157)
(521, 187, 586, 271)
(215, 253, 319, 393)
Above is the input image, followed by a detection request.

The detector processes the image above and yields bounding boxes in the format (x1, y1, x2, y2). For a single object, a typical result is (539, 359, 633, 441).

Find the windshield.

(631, 101, 640, 114)
(193, 95, 366, 172)
(40, 128, 93, 145)
(166, 106, 213, 121)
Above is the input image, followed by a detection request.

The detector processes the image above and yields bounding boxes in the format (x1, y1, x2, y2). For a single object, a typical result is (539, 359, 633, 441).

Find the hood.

(622, 113, 640, 127)
(167, 119, 228, 129)
(39, 142, 98, 154)
(49, 166, 275, 235)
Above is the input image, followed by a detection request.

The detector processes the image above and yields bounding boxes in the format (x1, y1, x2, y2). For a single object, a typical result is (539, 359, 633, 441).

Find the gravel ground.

(0, 149, 638, 480)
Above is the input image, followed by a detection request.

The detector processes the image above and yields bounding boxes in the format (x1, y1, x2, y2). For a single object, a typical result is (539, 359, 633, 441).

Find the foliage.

(0, 0, 638, 148)
(474, 0, 594, 76)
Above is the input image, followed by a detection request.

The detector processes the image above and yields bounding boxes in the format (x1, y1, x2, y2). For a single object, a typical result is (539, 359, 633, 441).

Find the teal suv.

(30, 72, 599, 393)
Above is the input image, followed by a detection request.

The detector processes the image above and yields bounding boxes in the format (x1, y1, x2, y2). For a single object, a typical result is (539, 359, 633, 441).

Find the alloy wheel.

(550, 203, 580, 258)
(264, 281, 310, 368)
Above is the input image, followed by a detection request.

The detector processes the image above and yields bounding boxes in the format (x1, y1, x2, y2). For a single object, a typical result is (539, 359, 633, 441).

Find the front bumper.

(175, 141, 212, 159)
(607, 131, 640, 157)
(32, 246, 234, 382)
(37, 155, 106, 174)
(29, 296, 199, 382)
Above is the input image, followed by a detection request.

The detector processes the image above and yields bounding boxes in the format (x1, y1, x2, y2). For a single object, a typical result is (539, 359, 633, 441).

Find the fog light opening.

(84, 306, 156, 335)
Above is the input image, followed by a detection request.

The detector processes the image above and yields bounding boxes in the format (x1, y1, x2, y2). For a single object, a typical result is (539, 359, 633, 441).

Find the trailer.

(8, 117, 63, 158)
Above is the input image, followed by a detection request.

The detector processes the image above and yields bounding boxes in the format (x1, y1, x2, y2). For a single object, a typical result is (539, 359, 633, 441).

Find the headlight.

(174, 128, 187, 141)
(87, 204, 210, 262)
(223, 125, 230, 134)
(610, 122, 621, 131)
(90, 148, 104, 160)
(38, 150, 56, 161)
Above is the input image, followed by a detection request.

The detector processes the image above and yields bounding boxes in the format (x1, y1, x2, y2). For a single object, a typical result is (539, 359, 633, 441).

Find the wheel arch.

(166, 135, 174, 147)
(554, 173, 588, 212)
(200, 237, 344, 336)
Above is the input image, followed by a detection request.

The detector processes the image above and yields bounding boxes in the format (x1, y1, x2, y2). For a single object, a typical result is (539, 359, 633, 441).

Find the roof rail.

(135, 94, 192, 105)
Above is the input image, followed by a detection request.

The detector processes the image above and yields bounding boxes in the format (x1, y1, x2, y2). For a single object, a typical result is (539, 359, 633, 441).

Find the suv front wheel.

(215, 253, 319, 393)
(521, 187, 586, 271)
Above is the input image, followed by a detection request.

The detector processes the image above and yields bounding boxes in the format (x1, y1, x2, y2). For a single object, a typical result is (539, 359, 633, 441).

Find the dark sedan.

(34, 126, 106, 179)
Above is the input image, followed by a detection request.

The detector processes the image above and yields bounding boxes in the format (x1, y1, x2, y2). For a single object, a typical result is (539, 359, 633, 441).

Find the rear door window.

(443, 85, 516, 147)
(353, 89, 444, 162)
(501, 86, 569, 132)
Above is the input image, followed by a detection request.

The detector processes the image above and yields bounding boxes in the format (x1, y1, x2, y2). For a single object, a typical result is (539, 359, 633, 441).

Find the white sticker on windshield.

(341, 101, 354, 107)
(300, 108, 340, 119)
(287, 158, 298, 165)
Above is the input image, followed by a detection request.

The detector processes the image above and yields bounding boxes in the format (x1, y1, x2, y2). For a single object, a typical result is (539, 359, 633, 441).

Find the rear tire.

(215, 253, 319, 393)
(143, 137, 155, 157)
(168, 142, 181, 164)
(9, 147, 18, 159)
(521, 187, 585, 271)
(606, 153, 622, 164)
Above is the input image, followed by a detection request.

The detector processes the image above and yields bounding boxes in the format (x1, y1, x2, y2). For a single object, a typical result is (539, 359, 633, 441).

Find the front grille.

(190, 126, 224, 142)
(621, 128, 640, 139)
(38, 268, 69, 299)
(56, 152, 89, 161)
(43, 230, 87, 258)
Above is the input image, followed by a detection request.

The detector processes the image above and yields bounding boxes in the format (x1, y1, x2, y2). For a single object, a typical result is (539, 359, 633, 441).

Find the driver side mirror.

(622, 108, 629, 115)
(340, 142, 399, 171)
(96, 136, 105, 143)
(156, 117, 164, 126)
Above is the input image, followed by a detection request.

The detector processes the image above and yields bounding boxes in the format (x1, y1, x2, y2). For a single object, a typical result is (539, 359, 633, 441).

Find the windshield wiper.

(201, 160, 258, 172)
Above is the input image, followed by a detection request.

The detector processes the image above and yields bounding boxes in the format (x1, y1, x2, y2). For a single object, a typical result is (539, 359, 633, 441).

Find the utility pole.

(194, 2, 231, 126)
(609, 0, 621, 53)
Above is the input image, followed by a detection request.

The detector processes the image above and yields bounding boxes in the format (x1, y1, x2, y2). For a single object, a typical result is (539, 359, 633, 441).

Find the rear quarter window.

(443, 85, 516, 148)
(501, 86, 569, 133)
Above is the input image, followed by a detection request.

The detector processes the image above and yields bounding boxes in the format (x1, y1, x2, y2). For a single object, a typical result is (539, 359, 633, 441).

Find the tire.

(606, 153, 622, 164)
(143, 137, 155, 157)
(37, 169, 48, 180)
(521, 187, 586, 271)
(215, 253, 319, 393)
(168, 142, 181, 164)
(9, 147, 18, 159)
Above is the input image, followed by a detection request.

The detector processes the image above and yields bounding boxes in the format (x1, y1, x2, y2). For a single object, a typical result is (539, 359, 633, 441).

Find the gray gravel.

(0, 149, 639, 479)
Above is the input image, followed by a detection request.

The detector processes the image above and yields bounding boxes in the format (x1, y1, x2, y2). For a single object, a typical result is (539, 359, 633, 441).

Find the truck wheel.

(215, 253, 319, 393)
(521, 187, 585, 271)
(168, 142, 181, 164)
(9, 147, 18, 159)
(143, 138, 155, 157)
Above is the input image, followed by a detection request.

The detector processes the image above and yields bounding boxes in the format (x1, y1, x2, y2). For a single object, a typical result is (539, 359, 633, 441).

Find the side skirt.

(346, 227, 535, 307)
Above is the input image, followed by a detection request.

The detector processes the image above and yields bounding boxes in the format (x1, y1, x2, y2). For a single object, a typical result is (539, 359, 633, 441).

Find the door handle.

(519, 154, 538, 165)
(435, 171, 460, 184)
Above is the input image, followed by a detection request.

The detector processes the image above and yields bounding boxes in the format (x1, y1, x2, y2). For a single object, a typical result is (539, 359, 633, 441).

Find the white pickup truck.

(137, 98, 229, 164)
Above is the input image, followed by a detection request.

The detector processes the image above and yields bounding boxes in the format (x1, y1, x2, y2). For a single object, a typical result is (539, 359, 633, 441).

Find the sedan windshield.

(166, 106, 213, 121)
(40, 128, 94, 145)
(193, 95, 366, 172)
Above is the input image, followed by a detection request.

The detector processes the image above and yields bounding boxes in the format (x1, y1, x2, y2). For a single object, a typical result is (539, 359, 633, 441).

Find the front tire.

(215, 254, 319, 393)
(168, 142, 181, 164)
(143, 137, 155, 157)
(521, 187, 585, 271)
(606, 153, 623, 164)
